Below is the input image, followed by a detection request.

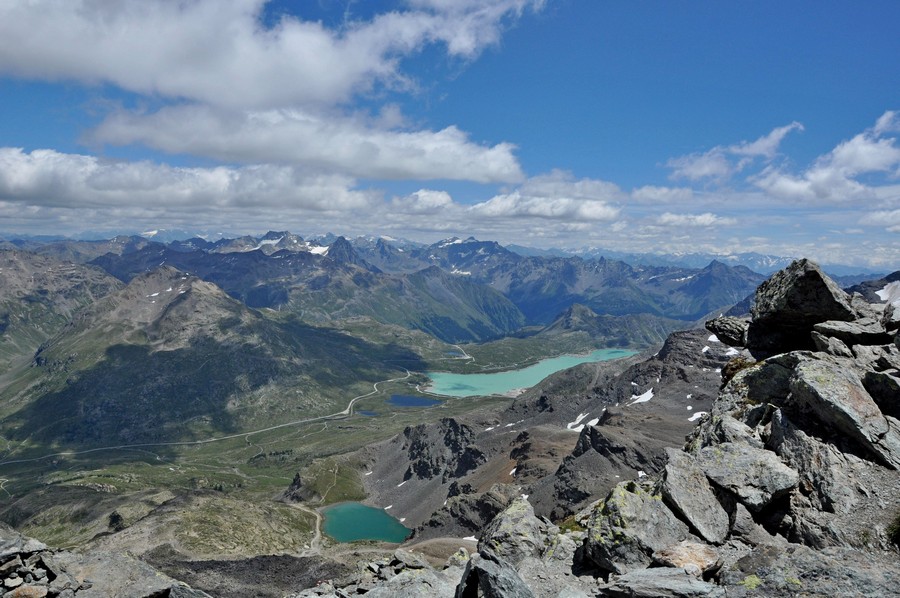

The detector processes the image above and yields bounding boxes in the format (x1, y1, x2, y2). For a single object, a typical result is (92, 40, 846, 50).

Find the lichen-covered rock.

(660, 449, 730, 544)
(786, 357, 900, 469)
(719, 544, 900, 597)
(581, 481, 689, 574)
(477, 498, 551, 567)
(696, 442, 798, 512)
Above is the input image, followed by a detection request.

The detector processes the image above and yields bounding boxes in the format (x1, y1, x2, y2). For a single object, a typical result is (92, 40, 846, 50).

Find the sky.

(0, 0, 898, 268)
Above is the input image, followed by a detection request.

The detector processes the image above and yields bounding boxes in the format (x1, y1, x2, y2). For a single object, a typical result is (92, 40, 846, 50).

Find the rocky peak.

(747, 258, 857, 356)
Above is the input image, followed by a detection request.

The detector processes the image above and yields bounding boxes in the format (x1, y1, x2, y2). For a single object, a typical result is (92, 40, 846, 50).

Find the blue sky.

(0, 1, 897, 267)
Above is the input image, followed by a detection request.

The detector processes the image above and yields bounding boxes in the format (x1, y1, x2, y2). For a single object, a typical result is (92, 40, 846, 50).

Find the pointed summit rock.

(747, 259, 855, 356)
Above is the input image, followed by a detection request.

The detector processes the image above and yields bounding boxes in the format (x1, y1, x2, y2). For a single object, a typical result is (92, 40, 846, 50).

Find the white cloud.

(860, 209, 900, 233)
(730, 122, 804, 158)
(656, 212, 737, 227)
(753, 111, 900, 202)
(91, 105, 523, 183)
(0, 0, 543, 110)
(667, 122, 803, 181)
(469, 171, 622, 220)
(392, 189, 455, 214)
(631, 185, 694, 204)
(0, 147, 374, 213)
(666, 149, 732, 181)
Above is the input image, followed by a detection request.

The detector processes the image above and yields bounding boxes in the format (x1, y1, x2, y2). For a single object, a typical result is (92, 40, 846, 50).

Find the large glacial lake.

(427, 348, 636, 397)
(322, 502, 410, 543)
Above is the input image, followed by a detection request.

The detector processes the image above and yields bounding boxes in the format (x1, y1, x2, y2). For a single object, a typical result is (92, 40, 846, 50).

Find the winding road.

(0, 369, 412, 467)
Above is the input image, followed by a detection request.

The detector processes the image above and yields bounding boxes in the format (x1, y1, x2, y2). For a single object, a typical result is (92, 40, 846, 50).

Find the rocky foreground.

(3, 259, 899, 597)
(289, 259, 900, 597)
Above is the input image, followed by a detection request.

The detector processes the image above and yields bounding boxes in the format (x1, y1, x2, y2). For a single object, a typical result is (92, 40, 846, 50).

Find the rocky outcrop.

(401, 419, 487, 483)
(746, 258, 856, 355)
(0, 524, 209, 597)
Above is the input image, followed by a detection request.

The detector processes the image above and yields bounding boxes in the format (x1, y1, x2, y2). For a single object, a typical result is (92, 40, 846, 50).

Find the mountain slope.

(0, 266, 422, 449)
(0, 250, 122, 369)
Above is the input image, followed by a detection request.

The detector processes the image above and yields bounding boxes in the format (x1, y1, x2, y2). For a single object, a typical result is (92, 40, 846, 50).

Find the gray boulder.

(705, 316, 749, 347)
(602, 567, 725, 597)
(477, 498, 551, 567)
(863, 370, 900, 419)
(581, 481, 688, 574)
(747, 259, 855, 356)
(454, 553, 534, 598)
(696, 442, 798, 512)
(786, 357, 900, 469)
(766, 408, 858, 515)
(813, 319, 892, 347)
(366, 568, 457, 598)
(660, 449, 730, 544)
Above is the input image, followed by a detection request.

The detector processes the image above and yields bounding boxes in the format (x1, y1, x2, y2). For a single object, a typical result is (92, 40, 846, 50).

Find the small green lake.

(427, 348, 636, 397)
(322, 502, 410, 543)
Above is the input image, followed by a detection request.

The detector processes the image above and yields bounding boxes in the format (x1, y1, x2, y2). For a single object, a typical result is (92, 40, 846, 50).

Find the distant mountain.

(844, 270, 900, 302)
(0, 250, 122, 368)
(1, 266, 423, 448)
(539, 304, 685, 347)
(90, 238, 524, 343)
(403, 238, 766, 324)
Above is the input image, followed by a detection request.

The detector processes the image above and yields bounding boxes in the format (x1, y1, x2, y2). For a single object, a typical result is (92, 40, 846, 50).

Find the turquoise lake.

(322, 502, 410, 543)
(427, 348, 636, 397)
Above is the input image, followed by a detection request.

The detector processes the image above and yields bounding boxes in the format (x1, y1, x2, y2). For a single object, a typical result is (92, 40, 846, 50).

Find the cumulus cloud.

(753, 111, 900, 202)
(391, 189, 455, 214)
(0, 147, 374, 213)
(667, 122, 803, 181)
(469, 171, 622, 220)
(0, 0, 542, 110)
(91, 105, 523, 182)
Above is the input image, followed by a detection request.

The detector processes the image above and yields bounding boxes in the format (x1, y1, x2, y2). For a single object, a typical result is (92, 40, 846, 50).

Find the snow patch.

(567, 413, 590, 430)
(876, 281, 900, 306)
(725, 347, 740, 356)
(364, 471, 373, 476)
(463, 536, 477, 541)
(586, 417, 600, 426)
(384, 505, 393, 510)
(689, 411, 708, 422)
(397, 481, 406, 487)
(308, 245, 329, 256)
(485, 426, 496, 432)
(637, 470, 647, 478)
(686, 394, 693, 400)
(628, 388, 654, 405)
(509, 468, 517, 476)
(451, 269, 472, 276)
(687, 405, 693, 410)
(701, 346, 710, 353)
(707, 334, 720, 343)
